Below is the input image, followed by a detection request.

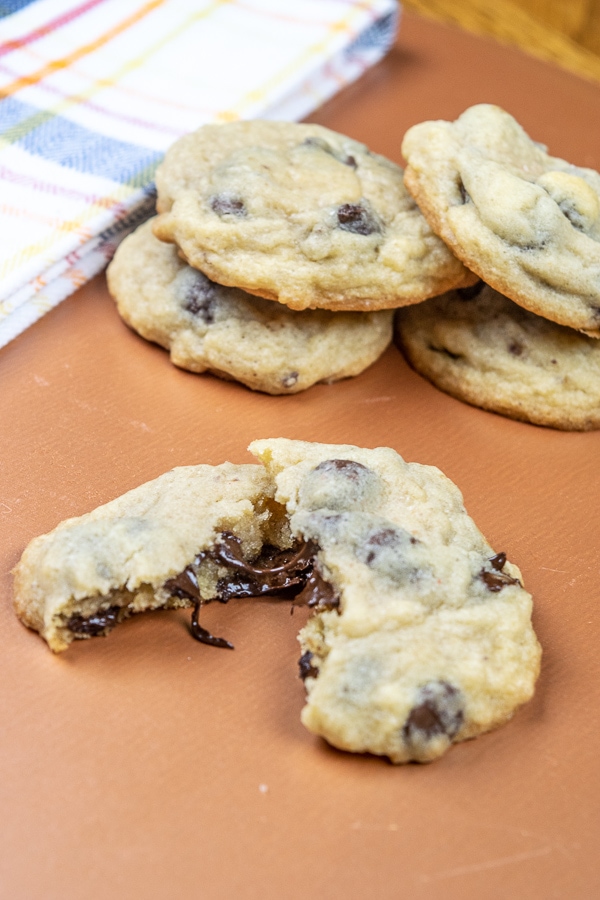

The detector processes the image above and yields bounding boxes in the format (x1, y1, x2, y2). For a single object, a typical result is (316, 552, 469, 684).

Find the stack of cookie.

(107, 121, 475, 395)
(396, 105, 600, 431)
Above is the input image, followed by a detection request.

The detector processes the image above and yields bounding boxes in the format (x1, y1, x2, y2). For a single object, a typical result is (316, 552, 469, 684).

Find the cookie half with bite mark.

(250, 439, 541, 764)
(107, 219, 393, 395)
(402, 104, 600, 336)
(396, 281, 600, 431)
(13, 440, 541, 764)
(152, 120, 476, 312)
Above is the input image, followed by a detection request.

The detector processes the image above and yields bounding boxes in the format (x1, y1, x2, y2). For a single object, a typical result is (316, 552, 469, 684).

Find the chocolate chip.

(343, 154, 357, 169)
(557, 199, 588, 231)
(357, 524, 421, 583)
(490, 552, 506, 571)
(456, 281, 484, 301)
(210, 194, 246, 217)
(317, 459, 370, 479)
(480, 552, 521, 591)
(300, 459, 380, 513)
(67, 606, 120, 636)
(403, 681, 463, 745)
(282, 371, 299, 389)
(508, 341, 523, 356)
(336, 203, 380, 236)
(180, 270, 217, 323)
(298, 650, 319, 680)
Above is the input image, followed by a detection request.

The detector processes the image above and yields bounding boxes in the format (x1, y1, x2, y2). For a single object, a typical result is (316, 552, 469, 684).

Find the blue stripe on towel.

(1, 97, 161, 185)
(0, 0, 37, 18)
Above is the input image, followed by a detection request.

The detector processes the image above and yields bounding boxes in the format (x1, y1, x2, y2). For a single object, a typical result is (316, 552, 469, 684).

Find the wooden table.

(1, 13, 599, 899)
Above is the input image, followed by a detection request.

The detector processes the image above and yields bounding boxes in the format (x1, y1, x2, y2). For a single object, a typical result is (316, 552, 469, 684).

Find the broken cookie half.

(13, 440, 541, 763)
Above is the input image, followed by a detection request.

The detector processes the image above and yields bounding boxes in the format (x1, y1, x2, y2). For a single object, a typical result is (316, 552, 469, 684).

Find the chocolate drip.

(165, 564, 233, 648)
(480, 552, 521, 592)
(164, 533, 337, 649)
(190, 602, 234, 650)
(293, 567, 339, 611)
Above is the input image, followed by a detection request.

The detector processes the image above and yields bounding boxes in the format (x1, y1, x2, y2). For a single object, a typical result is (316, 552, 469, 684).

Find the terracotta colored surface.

(1, 14, 599, 899)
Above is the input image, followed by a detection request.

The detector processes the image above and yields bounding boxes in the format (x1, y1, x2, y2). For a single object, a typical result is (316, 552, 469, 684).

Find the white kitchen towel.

(0, 0, 399, 348)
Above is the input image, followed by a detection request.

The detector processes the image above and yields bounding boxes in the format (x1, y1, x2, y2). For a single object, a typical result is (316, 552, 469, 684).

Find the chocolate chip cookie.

(152, 120, 476, 312)
(107, 219, 393, 394)
(14, 440, 540, 763)
(402, 104, 600, 336)
(396, 281, 600, 431)
(250, 438, 541, 763)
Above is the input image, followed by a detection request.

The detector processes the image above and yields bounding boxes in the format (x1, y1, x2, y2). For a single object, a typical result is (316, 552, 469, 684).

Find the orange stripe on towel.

(0, 0, 167, 99)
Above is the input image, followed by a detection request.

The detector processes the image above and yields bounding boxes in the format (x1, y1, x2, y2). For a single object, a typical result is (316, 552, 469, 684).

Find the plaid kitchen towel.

(0, 0, 399, 348)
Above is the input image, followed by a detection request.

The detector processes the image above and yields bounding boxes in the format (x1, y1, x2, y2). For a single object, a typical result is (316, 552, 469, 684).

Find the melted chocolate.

(298, 650, 319, 680)
(183, 274, 216, 322)
(480, 552, 521, 592)
(67, 606, 120, 636)
(293, 567, 339, 611)
(164, 533, 336, 648)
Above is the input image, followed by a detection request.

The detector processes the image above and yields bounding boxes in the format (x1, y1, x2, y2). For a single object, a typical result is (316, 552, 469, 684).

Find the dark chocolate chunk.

(298, 650, 319, 680)
(210, 194, 246, 217)
(356, 524, 422, 584)
(300, 459, 380, 513)
(480, 552, 521, 591)
(403, 681, 463, 745)
(67, 606, 120, 636)
(456, 281, 485, 301)
(182, 272, 217, 322)
(490, 552, 506, 570)
(363, 527, 417, 563)
(336, 203, 380, 236)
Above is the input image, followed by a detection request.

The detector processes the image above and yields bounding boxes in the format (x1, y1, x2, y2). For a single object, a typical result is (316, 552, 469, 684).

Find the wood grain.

(403, 0, 600, 82)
